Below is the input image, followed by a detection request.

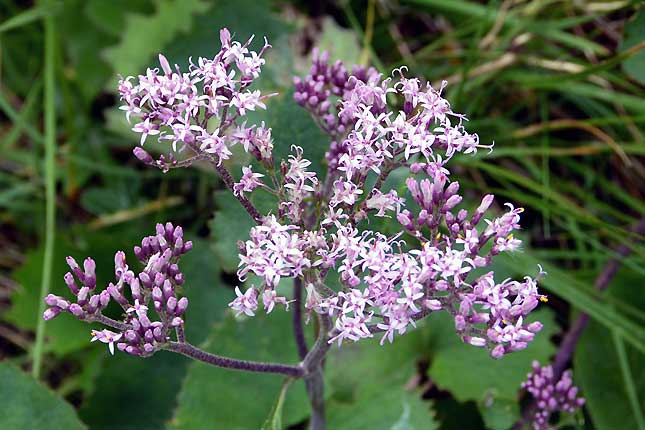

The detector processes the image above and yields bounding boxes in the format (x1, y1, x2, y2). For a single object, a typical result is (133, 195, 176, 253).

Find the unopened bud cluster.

(44, 223, 192, 356)
(521, 361, 585, 430)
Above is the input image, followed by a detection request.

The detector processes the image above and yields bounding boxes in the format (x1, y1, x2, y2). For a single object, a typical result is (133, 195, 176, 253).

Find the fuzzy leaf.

(326, 331, 439, 430)
(0, 363, 85, 429)
(426, 308, 557, 426)
(621, 9, 645, 85)
(170, 311, 309, 430)
(103, 0, 209, 83)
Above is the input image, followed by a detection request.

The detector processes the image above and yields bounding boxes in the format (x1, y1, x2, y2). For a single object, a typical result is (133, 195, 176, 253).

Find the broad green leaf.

(162, 0, 289, 69)
(575, 269, 645, 430)
(249, 90, 330, 177)
(315, 17, 362, 67)
(170, 311, 310, 430)
(0, 363, 85, 429)
(103, 0, 210, 83)
(427, 309, 557, 403)
(85, 0, 152, 38)
(209, 190, 275, 273)
(79, 239, 232, 430)
(621, 9, 645, 85)
(329, 389, 436, 430)
(478, 397, 518, 430)
(326, 331, 439, 430)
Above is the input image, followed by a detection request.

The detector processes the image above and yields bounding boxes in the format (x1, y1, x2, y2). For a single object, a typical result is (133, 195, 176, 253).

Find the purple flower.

(521, 361, 585, 430)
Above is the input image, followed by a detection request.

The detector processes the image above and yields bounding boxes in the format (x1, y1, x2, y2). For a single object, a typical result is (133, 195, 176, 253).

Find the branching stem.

(166, 342, 304, 378)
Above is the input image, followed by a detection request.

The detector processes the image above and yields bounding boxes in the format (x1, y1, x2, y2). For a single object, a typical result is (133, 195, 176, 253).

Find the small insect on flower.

(91, 329, 123, 355)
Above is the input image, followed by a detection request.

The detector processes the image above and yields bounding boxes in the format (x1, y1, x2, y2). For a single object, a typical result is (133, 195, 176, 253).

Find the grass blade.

(0, 4, 56, 33)
(612, 332, 645, 430)
(32, 2, 56, 379)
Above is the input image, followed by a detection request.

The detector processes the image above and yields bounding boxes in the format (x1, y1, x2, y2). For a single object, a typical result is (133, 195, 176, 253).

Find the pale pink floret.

(91, 329, 123, 355)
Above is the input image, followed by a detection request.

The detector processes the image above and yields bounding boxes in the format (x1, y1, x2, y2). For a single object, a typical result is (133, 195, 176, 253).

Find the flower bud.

(43, 307, 62, 320)
(133, 147, 154, 164)
(64, 272, 79, 295)
(490, 345, 505, 359)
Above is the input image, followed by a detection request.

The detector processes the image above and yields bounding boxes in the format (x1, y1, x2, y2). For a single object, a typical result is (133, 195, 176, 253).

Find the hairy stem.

(303, 314, 333, 372)
(293, 278, 309, 360)
(302, 313, 332, 430)
(305, 367, 326, 430)
(207, 155, 264, 223)
(187, 141, 263, 223)
(89, 314, 131, 331)
(175, 325, 186, 343)
(166, 342, 304, 378)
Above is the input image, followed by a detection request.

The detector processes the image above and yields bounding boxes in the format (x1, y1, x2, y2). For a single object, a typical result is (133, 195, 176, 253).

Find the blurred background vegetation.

(0, 1, 644, 429)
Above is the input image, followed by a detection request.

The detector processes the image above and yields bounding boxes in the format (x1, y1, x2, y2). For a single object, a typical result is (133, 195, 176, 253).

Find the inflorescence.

(521, 361, 585, 429)
(45, 223, 192, 356)
(45, 28, 547, 361)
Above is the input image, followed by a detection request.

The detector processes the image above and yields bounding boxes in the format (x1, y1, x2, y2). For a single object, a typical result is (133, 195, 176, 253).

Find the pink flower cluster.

(228, 53, 546, 358)
(118, 29, 273, 170)
(44, 223, 192, 357)
(521, 361, 585, 429)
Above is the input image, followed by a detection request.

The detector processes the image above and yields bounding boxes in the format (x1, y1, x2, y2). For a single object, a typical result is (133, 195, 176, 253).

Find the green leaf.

(170, 311, 310, 430)
(79, 239, 232, 430)
(575, 269, 645, 430)
(478, 397, 518, 430)
(0, 363, 85, 429)
(426, 309, 557, 425)
(85, 0, 152, 38)
(209, 190, 258, 273)
(329, 389, 436, 430)
(103, 0, 210, 83)
(315, 17, 362, 67)
(247, 90, 330, 177)
(326, 332, 439, 430)
(621, 9, 645, 85)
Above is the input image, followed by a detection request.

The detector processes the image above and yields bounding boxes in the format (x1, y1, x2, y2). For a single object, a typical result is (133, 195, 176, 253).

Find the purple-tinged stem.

(88, 314, 131, 331)
(305, 367, 326, 430)
(166, 342, 304, 378)
(206, 155, 264, 223)
(302, 313, 332, 430)
(186, 141, 263, 223)
(552, 216, 645, 378)
(175, 325, 186, 343)
(293, 277, 309, 360)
